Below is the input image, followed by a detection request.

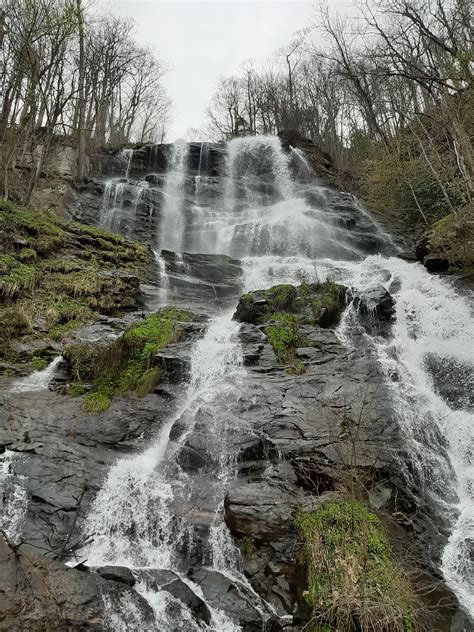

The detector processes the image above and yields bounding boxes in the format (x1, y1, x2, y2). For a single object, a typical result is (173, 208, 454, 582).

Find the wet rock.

(177, 436, 207, 471)
(353, 285, 395, 320)
(0, 535, 154, 631)
(238, 323, 266, 365)
(192, 568, 282, 631)
(158, 250, 243, 306)
(423, 253, 449, 272)
(225, 480, 298, 541)
(137, 568, 212, 626)
(0, 389, 174, 555)
(294, 346, 321, 360)
(96, 565, 136, 586)
(415, 234, 430, 261)
(154, 343, 193, 383)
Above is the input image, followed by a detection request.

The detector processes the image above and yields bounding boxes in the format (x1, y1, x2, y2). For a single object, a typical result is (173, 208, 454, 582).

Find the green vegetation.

(264, 312, 302, 363)
(288, 360, 306, 376)
(65, 308, 193, 412)
(82, 391, 110, 413)
(0, 254, 36, 299)
(261, 284, 298, 312)
(358, 115, 473, 276)
(239, 535, 256, 556)
(296, 499, 417, 632)
(68, 382, 86, 398)
(31, 356, 49, 370)
(0, 199, 151, 363)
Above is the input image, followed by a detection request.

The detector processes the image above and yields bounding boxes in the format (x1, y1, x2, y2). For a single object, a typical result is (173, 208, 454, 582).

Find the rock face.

(0, 535, 155, 631)
(221, 321, 399, 618)
(156, 250, 243, 309)
(278, 129, 336, 181)
(353, 285, 396, 335)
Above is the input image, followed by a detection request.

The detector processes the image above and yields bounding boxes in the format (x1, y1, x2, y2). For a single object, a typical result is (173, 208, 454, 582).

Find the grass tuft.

(82, 391, 111, 413)
(296, 499, 417, 632)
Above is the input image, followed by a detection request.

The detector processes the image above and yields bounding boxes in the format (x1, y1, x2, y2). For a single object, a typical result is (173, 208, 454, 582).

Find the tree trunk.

(75, 0, 87, 182)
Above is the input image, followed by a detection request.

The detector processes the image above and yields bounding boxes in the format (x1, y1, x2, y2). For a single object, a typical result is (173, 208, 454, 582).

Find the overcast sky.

(103, 1, 352, 140)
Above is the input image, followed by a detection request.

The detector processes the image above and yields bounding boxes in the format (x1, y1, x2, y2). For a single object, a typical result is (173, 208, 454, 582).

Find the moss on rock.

(0, 199, 151, 365)
(296, 498, 417, 632)
(234, 281, 346, 373)
(64, 307, 194, 412)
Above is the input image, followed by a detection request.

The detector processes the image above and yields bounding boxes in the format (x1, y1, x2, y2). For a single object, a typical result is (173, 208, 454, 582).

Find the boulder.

(353, 285, 395, 320)
(423, 253, 449, 272)
(96, 565, 136, 586)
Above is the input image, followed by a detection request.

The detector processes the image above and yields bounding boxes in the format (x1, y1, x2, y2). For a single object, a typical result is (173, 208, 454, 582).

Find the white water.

(122, 148, 134, 179)
(84, 135, 473, 624)
(0, 450, 27, 541)
(158, 140, 189, 252)
(9, 355, 63, 393)
(81, 312, 245, 630)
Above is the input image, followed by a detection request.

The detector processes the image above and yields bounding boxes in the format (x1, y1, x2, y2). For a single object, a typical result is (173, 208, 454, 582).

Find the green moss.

(18, 247, 37, 262)
(0, 255, 36, 299)
(69, 382, 86, 397)
(66, 308, 193, 411)
(311, 297, 321, 319)
(239, 535, 256, 555)
(297, 499, 416, 632)
(263, 284, 298, 312)
(82, 391, 111, 413)
(264, 312, 301, 363)
(31, 356, 49, 370)
(0, 199, 151, 358)
(135, 367, 161, 398)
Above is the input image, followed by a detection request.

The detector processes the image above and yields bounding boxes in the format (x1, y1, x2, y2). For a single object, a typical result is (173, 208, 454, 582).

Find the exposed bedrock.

(0, 535, 156, 631)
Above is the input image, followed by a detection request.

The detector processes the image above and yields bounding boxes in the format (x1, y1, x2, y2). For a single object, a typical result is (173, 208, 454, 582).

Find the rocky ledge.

(0, 199, 152, 379)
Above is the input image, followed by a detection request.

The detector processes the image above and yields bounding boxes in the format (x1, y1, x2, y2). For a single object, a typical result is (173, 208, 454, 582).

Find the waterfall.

(158, 140, 189, 252)
(152, 250, 170, 304)
(77, 135, 473, 625)
(121, 148, 134, 179)
(0, 450, 27, 542)
(100, 148, 141, 234)
(9, 355, 63, 393)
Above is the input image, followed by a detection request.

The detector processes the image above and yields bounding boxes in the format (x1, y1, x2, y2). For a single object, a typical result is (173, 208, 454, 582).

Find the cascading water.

(81, 312, 247, 629)
(9, 355, 63, 393)
(158, 140, 189, 252)
(0, 450, 27, 541)
(80, 135, 473, 627)
(122, 148, 134, 179)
